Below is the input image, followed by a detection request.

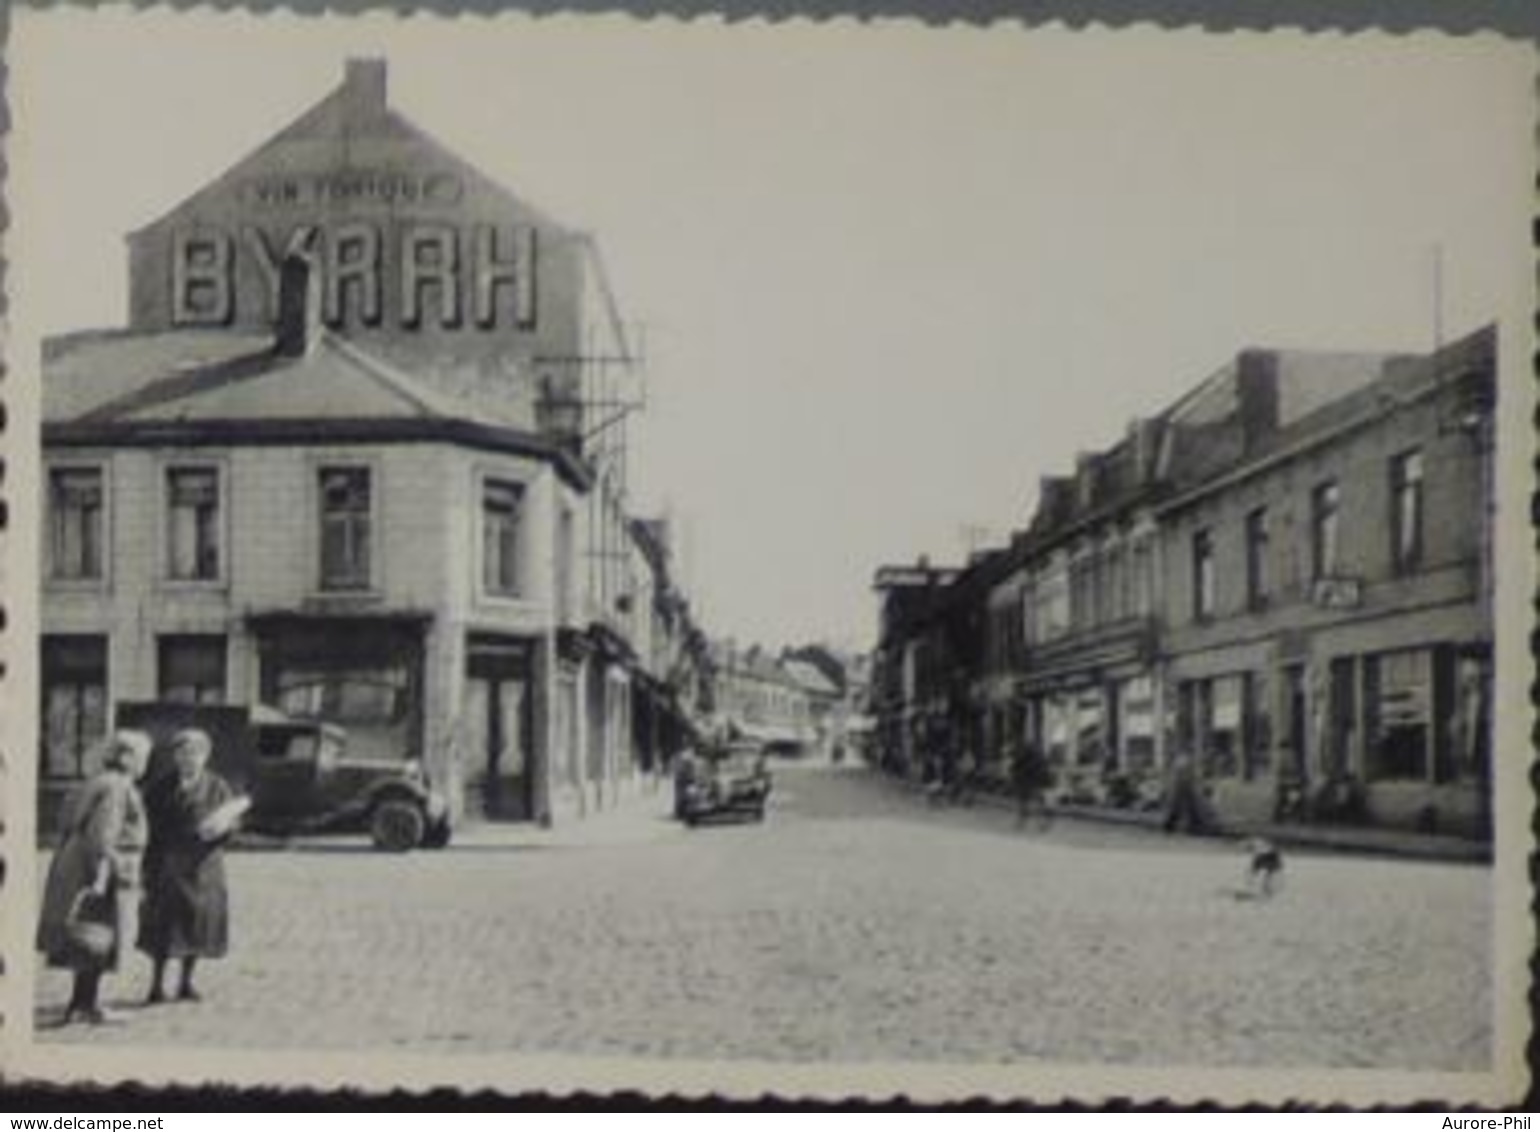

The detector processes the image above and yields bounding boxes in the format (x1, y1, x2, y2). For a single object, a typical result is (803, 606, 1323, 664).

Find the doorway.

(465, 637, 535, 821)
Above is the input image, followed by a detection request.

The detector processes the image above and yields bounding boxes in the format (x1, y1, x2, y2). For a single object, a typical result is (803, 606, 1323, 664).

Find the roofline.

(1153, 338, 1494, 519)
(44, 416, 595, 492)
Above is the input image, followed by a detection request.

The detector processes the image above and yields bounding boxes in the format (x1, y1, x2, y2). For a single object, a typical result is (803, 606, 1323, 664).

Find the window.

(1390, 449, 1424, 572)
(1130, 541, 1152, 616)
(1366, 649, 1432, 781)
(482, 480, 524, 596)
(1192, 528, 1215, 619)
(166, 466, 221, 580)
(1207, 675, 1246, 779)
(1245, 507, 1270, 608)
(1311, 481, 1340, 579)
(319, 467, 372, 590)
(1039, 571, 1069, 640)
(158, 634, 227, 704)
(1243, 673, 1271, 778)
(48, 467, 104, 580)
(40, 635, 108, 780)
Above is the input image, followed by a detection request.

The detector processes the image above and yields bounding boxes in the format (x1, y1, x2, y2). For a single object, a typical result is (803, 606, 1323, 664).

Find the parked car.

(115, 702, 453, 852)
(678, 740, 772, 825)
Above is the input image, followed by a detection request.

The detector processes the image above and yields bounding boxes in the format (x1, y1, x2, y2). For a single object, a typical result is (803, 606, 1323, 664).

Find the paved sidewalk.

(877, 770, 1491, 864)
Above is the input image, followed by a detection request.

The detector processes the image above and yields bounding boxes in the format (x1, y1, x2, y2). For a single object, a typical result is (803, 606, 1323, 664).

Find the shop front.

(463, 633, 541, 822)
(252, 613, 427, 769)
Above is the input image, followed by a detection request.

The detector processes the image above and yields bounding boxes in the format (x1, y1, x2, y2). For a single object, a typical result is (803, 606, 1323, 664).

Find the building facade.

(870, 328, 1496, 836)
(39, 60, 706, 831)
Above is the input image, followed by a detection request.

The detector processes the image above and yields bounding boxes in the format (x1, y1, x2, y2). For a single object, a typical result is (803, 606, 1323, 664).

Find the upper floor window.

(1311, 481, 1340, 579)
(1192, 528, 1215, 620)
(48, 467, 104, 581)
(166, 466, 221, 581)
(1245, 507, 1270, 608)
(482, 480, 524, 597)
(1390, 449, 1424, 572)
(319, 467, 372, 591)
(1130, 541, 1153, 617)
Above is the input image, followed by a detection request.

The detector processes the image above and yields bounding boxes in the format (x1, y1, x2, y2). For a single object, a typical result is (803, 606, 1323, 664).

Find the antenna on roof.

(1430, 242, 1445, 353)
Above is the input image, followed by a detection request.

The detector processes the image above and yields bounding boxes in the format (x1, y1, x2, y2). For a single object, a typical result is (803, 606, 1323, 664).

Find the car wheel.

(370, 799, 426, 852)
(422, 818, 452, 849)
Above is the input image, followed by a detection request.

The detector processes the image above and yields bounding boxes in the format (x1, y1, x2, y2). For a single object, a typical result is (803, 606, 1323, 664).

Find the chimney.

(274, 253, 322, 358)
(1129, 418, 1162, 484)
(1035, 475, 1072, 527)
(1074, 452, 1098, 509)
(1235, 349, 1280, 450)
(342, 58, 389, 122)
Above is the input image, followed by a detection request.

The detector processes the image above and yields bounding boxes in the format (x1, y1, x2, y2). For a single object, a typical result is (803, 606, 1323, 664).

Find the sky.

(8, 10, 1534, 652)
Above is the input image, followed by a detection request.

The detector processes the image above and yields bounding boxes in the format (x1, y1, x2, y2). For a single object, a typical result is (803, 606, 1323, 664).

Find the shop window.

(1367, 649, 1431, 781)
(1448, 654, 1491, 785)
(1192, 528, 1215, 620)
(1243, 674, 1271, 778)
(1207, 675, 1245, 779)
(48, 467, 104, 581)
(482, 480, 524, 597)
(166, 466, 221, 581)
(1311, 481, 1340, 579)
(275, 667, 409, 725)
(271, 658, 414, 766)
(1119, 676, 1156, 770)
(1245, 507, 1269, 608)
(319, 467, 372, 591)
(40, 635, 108, 780)
(1044, 697, 1072, 767)
(158, 634, 227, 704)
(1075, 689, 1107, 767)
(1390, 449, 1424, 573)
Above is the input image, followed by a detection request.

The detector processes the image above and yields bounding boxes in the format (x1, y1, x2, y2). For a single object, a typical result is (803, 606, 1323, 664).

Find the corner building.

(40, 60, 679, 830)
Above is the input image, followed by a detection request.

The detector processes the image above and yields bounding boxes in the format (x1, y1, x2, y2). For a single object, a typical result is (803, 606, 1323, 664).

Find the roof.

(780, 659, 842, 699)
(129, 60, 565, 248)
(43, 328, 594, 490)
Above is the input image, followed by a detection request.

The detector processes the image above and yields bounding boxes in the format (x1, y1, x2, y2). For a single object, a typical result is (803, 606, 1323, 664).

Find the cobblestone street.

(35, 762, 1490, 1069)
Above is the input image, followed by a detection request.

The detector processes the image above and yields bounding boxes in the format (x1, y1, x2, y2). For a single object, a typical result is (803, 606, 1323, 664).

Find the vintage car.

(115, 702, 453, 852)
(677, 741, 772, 825)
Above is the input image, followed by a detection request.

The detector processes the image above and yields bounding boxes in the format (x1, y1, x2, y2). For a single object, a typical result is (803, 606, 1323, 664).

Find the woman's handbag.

(63, 887, 116, 965)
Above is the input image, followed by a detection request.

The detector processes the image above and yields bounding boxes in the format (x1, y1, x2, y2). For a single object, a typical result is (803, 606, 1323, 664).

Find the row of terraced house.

(871, 327, 1496, 838)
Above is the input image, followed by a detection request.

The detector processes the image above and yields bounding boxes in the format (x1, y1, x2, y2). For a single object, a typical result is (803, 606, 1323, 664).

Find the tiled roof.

(44, 329, 272, 422)
(45, 328, 532, 431)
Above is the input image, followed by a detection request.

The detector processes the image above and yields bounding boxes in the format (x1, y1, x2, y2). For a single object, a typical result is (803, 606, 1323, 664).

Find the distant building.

(709, 643, 814, 754)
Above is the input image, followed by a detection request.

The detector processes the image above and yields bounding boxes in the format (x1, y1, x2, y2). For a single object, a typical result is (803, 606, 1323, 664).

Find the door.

(1282, 665, 1308, 785)
(466, 639, 535, 821)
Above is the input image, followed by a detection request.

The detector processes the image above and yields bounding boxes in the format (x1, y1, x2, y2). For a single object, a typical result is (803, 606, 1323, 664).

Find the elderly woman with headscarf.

(138, 728, 240, 1004)
(36, 729, 153, 1025)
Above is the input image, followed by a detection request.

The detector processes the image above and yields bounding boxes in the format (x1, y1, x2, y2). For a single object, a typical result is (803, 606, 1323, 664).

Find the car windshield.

(713, 747, 763, 774)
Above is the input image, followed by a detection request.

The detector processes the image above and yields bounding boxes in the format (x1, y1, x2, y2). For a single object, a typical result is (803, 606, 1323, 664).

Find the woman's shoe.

(145, 987, 166, 1006)
(176, 986, 201, 1003)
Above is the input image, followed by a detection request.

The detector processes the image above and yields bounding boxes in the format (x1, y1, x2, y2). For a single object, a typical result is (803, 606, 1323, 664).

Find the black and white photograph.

(0, 6, 1533, 1106)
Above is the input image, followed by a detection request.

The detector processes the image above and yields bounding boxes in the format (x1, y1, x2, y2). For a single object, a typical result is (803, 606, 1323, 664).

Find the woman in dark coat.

(36, 730, 152, 1024)
(138, 728, 238, 1004)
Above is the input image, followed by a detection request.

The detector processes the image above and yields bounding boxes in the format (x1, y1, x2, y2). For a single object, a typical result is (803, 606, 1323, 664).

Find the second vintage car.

(675, 740, 773, 826)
